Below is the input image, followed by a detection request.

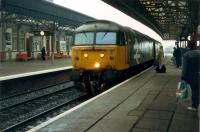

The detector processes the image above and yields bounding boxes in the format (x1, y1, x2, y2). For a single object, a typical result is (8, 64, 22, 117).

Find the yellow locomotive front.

(72, 45, 117, 71)
(71, 21, 129, 86)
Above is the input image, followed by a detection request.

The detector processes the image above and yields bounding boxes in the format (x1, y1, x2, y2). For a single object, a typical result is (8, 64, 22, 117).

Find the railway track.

(0, 85, 87, 132)
(0, 81, 74, 110)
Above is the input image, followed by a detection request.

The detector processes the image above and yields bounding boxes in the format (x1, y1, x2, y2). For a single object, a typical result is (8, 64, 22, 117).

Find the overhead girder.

(102, 0, 163, 38)
(103, 0, 194, 40)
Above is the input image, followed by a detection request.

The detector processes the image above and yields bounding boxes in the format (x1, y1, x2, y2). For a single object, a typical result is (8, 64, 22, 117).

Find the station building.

(0, 0, 94, 61)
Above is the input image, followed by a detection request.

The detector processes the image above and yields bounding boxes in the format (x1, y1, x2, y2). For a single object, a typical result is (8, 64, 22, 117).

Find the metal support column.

(51, 22, 55, 64)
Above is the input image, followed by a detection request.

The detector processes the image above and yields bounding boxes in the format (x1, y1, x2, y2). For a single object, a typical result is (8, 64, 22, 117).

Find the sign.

(164, 33, 169, 39)
(60, 41, 66, 51)
(197, 25, 200, 35)
(180, 35, 187, 41)
(5, 29, 12, 50)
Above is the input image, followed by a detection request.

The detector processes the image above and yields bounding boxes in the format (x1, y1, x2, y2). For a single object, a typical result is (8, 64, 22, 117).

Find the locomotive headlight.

(94, 62, 100, 68)
(100, 53, 104, 58)
(84, 53, 88, 58)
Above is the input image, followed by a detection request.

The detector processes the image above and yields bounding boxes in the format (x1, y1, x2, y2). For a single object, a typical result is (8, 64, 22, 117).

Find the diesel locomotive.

(71, 20, 161, 93)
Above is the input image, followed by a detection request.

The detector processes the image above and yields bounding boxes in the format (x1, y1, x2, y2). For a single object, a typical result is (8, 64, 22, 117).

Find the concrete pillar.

(16, 24, 20, 51)
(0, 11, 5, 61)
(51, 23, 55, 64)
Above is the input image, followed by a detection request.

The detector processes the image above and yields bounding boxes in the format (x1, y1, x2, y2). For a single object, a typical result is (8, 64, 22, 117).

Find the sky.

(54, 0, 163, 42)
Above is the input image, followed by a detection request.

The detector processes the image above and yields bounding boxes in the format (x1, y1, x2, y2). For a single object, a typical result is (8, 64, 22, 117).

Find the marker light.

(84, 53, 88, 58)
(94, 62, 100, 68)
(100, 53, 104, 58)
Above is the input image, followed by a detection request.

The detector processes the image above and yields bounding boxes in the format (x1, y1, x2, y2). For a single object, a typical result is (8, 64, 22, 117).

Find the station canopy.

(103, 0, 200, 40)
(0, 0, 95, 30)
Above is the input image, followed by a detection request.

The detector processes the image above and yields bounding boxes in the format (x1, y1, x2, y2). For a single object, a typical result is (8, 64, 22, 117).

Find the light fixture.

(40, 31, 45, 36)
(187, 35, 191, 41)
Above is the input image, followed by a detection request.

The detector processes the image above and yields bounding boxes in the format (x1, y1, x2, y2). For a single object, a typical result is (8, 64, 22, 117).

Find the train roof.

(75, 20, 126, 32)
(75, 20, 161, 44)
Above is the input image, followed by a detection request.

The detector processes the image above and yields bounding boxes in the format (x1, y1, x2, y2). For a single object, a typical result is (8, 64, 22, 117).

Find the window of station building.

(19, 33, 25, 51)
(0, 31, 2, 51)
(65, 35, 73, 53)
(12, 33, 17, 51)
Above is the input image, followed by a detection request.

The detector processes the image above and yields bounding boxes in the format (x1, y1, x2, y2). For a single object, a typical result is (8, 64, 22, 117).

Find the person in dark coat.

(175, 45, 182, 68)
(172, 47, 177, 64)
(41, 47, 46, 60)
(181, 41, 200, 110)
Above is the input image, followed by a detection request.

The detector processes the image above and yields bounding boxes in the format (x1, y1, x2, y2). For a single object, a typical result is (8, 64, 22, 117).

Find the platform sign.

(5, 29, 12, 51)
(180, 35, 187, 41)
(197, 25, 200, 35)
(163, 33, 169, 39)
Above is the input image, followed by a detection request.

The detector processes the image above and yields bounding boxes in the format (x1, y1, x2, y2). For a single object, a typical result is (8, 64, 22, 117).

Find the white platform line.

(28, 67, 152, 132)
(0, 66, 72, 81)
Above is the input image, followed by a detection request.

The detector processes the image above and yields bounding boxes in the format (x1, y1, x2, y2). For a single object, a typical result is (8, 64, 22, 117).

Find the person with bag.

(156, 45, 166, 73)
(181, 41, 200, 111)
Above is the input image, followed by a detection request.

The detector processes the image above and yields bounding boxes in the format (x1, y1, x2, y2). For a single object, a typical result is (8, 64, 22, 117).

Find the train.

(70, 20, 161, 94)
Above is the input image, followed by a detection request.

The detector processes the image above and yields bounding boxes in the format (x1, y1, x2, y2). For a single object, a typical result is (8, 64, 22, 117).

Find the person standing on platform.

(175, 45, 182, 68)
(157, 45, 164, 70)
(181, 41, 200, 111)
(41, 47, 46, 61)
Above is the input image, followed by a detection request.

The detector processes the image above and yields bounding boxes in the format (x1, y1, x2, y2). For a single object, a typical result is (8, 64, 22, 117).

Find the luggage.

(176, 81, 189, 99)
(156, 65, 166, 73)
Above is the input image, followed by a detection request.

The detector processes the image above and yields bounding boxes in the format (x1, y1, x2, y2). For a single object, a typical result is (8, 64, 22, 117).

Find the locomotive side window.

(118, 31, 125, 46)
(74, 32, 94, 45)
(96, 32, 116, 44)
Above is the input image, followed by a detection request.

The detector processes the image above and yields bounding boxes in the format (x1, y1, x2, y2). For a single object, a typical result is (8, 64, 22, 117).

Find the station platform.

(0, 58, 71, 77)
(29, 60, 199, 132)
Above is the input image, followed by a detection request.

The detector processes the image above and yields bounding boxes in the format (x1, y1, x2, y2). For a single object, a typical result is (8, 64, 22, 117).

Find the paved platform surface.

(0, 58, 71, 77)
(29, 60, 199, 132)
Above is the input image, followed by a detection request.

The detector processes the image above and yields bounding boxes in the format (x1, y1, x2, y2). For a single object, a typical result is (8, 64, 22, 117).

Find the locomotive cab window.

(96, 32, 116, 45)
(74, 32, 94, 45)
(118, 31, 125, 46)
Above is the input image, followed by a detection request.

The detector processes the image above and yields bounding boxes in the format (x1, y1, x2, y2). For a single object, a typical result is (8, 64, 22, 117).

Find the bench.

(54, 52, 64, 58)
(37, 53, 50, 60)
(16, 53, 32, 61)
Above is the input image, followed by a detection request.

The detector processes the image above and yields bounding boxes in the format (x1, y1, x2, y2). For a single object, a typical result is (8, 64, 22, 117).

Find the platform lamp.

(40, 31, 45, 36)
(187, 35, 191, 47)
(40, 31, 45, 49)
(187, 35, 191, 41)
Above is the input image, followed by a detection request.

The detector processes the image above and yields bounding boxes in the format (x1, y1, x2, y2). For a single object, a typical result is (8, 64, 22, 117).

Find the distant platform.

(0, 58, 72, 79)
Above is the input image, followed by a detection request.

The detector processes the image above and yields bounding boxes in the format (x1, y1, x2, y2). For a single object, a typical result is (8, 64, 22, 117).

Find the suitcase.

(156, 65, 166, 73)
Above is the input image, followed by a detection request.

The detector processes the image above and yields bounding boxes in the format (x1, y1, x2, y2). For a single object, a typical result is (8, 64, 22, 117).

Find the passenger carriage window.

(74, 32, 94, 45)
(96, 32, 116, 44)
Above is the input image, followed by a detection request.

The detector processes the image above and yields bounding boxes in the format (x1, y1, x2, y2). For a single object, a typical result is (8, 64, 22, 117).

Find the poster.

(60, 41, 66, 51)
(5, 32, 12, 50)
